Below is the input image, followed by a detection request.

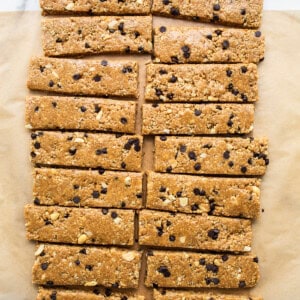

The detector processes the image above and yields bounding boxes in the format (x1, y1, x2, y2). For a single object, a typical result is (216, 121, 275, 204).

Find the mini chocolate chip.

(31, 133, 37, 139)
(160, 186, 166, 193)
(213, 4, 220, 11)
(122, 66, 133, 73)
(194, 163, 201, 171)
(160, 136, 167, 142)
(111, 211, 118, 219)
(85, 264, 93, 271)
(226, 69, 232, 77)
(181, 45, 191, 58)
(46, 281, 54, 286)
(194, 109, 202, 116)
(255, 31, 262, 37)
(169, 75, 178, 83)
(73, 196, 80, 204)
(188, 151, 196, 160)
(80, 106, 87, 112)
(41, 262, 48, 270)
(223, 151, 230, 159)
(176, 191, 182, 197)
(74, 259, 80, 266)
(158, 266, 171, 277)
(216, 105, 222, 110)
(208, 228, 219, 240)
(34, 142, 41, 149)
(171, 56, 179, 63)
(166, 166, 172, 173)
(121, 201, 126, 208)
(248, 158, 253, 165)
(212, 278, 220, 284)
(199, 258, 206, 265)
(96, 148, 107, 155)
(105, 289, 112, 297)
(155, 88, 163, 97)
(222, 40, 230, 50)
(79, 248, 87, 254)
(134, 31, 140, 38)
(241, 8, 246, 15)
(93, 289, 100, 295)
(78, 29, 82, 34)
(92, 191, 100, 198)
(227, 119, 233, 127)
(39, 65, 45, 73)
(241, 166, 247, 173)
(101, 187, 107, 194)
(159, 69, 167, 75)
(93, 74, 101, 82)
(56, 37, 63, 43)
(206, 264, 219, 273)
(101, 60, 108, 66)
(163, 0, 170, 4)
(98, 167, 105, 175)
(153, 283, 159, 288)
(73, 74, 82, 80)
(166, 220, 172, 226)
(160, 26, 167, 33)
(30, 151, 36, 158)
(121, 162, 126, 169)
(212, 14, 219, 22)
(206, 34, 213, 40)
(157, 226, 164, 236)
(112, 282, 119, 288)
(50, 291, 57, 300)
(180, 145, 186, 152)
(85, 42, 91, 48)
(34, 198, 40, 205)
(102, 208, 109, 215)
(239, 281, 246, 288)
(228, 161, 234, 167)
(49, 80, 54, 87)
(69, 148, 77, 155)
(191, 204, 199, 211)
(120, 117, 128, 124)
(193, 188, 206, 196)
(253, 257, 259, 263)
(167, 93, 174, 100)
(170, 7, 179, 16)
(169, 235, 176, 242)
(138, 46, 144, 53)
(215, 29, 222, 36)
(222, 254, 229, 261)
(241, 66, 248, 73)
(241, 93, 248, 102)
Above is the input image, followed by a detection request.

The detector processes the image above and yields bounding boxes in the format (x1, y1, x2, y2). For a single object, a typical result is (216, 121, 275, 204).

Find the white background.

(0, 0, 300, 11)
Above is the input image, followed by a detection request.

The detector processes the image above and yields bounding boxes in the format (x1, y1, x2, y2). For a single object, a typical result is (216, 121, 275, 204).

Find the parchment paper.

(0, 10, 299, 300)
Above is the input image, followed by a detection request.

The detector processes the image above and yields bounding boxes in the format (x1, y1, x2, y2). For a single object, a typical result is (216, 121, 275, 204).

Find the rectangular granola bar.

(139, 210, 252, 252)
(145, 64, 258, 102)
(153, 290, 262, 300)
(40, 0, 151, 15)
(155, 136, 268, 176)
(142, 103, 254, 135)
(151, 0, 263, 28)
(146, 172, 261, 219)
(42, 16, 152, 57)
(37, 288, 145, 300)
(25, 204, 134, 246)
(32, 244, 141, 287)
(33, 168, 143, 209)
(145, 251, 260, 288)
(154, 26, 264, 63)
(26, 96, 136, 133)
(31, 132, 143, 171)
(28, 57, 138, 98)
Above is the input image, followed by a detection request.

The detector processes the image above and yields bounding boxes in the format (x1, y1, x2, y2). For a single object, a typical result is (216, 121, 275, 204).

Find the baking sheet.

(0, 10, 299, 300)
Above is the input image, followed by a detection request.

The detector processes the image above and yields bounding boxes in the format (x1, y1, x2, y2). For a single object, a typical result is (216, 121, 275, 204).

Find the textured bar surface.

(154, 26, 264, 64)
(151, 0, 263, 28)
(139, 210, 252, 252)
(28, 57, 138, 98)
(146, 172, 261, 219)
(37, 288, 145, 300)
(33, 244, 141, 287)
(153, 290, 262, 300)
(145, 251, 260, 288)
(142, 103, 254, 135)
(26, 96, 136, 133)
(155, 136, 268, 175)
(33, 168, 143, 209)
(145, 64, 258, 102)
(31, 131, 143, 171)
(42, 16, 152, 56)
(40, 0, 151, 15)
(25, 204, 134, 246)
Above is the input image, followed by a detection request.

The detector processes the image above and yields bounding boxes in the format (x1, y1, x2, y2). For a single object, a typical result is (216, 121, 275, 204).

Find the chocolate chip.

(124, 138, 141, 152)
(50, 291, 57, 300)
(30, 151, 36, 158)
(180, 145, 186, 152)
(159, 186, 166, 193)
(208, 228, 219, 240)
(92, 191, 100, 198)
(169, 235, 176, 242)
(162, 0, 170, 4)
(158, 266, 171, 277)
(160, 136, 167, 141)
(80, 106, 87, 112)
(212, 14, 219, 22)
(170, 7, 179, 16)
(41, 262, 48, 270)
(159, 69, 167, 75)
(77, 29, 82, 34)
(167, 93, 174, 100)
(72, 74, 82, 80)
(157, 226, 164, 236)
(85, 264, 93, 271)
(155, 88, 163, 97)
(31, 133, 37, 139)
(134, 31, 140, 38)
(206, 34, 213, 40)
(188, 151, 197, 160)
(194, 163, 201, 171)
(241, 166, 247, 173)
(223, 150, 230, 159)
(34, 198, 40, 205)
(166, 166, 172, 173)
(120, 117, 128, 124)
(225, 70, 233, 79)
(122, 66, 133, 73)
(121, 162, 126, 169)
(93, 289, 100, 295)
(248, 158, 253, 165)
(199, 258, 206, 265)
(227, 119, 233, 127)
(176, 191, 182, 197)
(138, 46, 144, 53)
(96, 148, 107, 155)
(241, 8, 246, 15)
(111, 282, 119, 288)
(181, 45, 191, 58)
(212, 278, 220, 284)
(228, 161, 234, 167)
(241, 93, 248, 102)
(222, 254, 229, 261)
(193, 188, 206, 196)
(105, 289, 112, 297)
(111, 211, 118, 219)
(160, 26, 167, 33)
(171, 56, 179, 64)
(93, 74, 101, 82)
(101, 60, 108, 66)
(253, 257, 259, 263)
(239, 280, 246, 288)
(101, 187, 107, 194)
(194, 109, 202, 116)
(73, 196, 80, 204)
(169, 75, 177, 83)
(215, 29, 222, 36)
(69, 148, 77, 156)
(85, 42, 91, 48)
(166, 220, 172, 226)
(213, 4, 220, 11)
(102, 208, 109, 215)
(222, 40, 230, 50)
(48, 80, 54, 87)
(98, 167, 105, 175)
(153, 283, 159, 288)
(255, 31, 262, 37)
(118, 22, 125, 34)
(121, 201, 126, 208)
(34, 142, 40, 149)
(39, 66, 45, 73)
(51, 102, 57, 108)
(206, 264, 219, 273)
(191, 204, 199, 211)
(241, 66, 248, 73)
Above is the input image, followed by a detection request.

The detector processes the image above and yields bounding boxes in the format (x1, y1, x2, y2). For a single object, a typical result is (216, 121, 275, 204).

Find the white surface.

(0, 0, 300, 11)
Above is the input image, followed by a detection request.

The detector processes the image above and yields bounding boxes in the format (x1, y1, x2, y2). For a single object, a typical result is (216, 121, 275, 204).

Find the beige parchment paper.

(0, 10, 299, 300)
